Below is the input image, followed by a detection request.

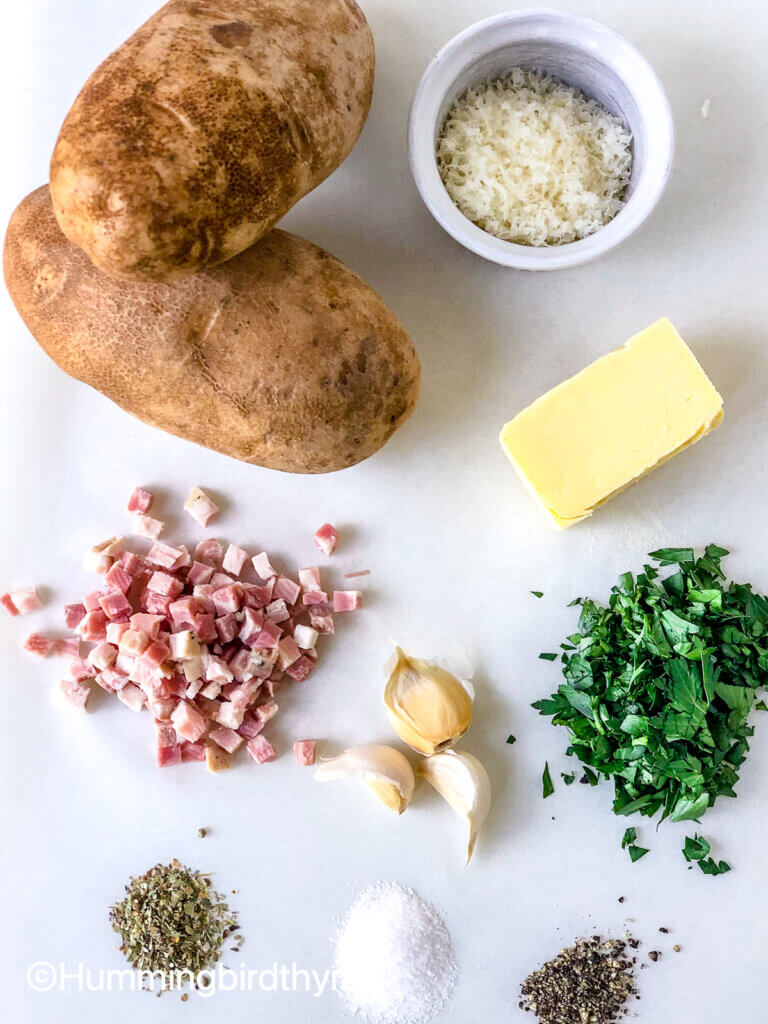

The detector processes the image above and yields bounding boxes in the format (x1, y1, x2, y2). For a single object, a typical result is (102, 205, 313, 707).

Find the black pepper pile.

(519, 935, 638, 1024)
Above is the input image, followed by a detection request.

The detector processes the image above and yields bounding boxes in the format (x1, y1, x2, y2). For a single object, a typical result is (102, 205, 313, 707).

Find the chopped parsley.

(532, 546, 767, 871)
(542, 762, 554, 798)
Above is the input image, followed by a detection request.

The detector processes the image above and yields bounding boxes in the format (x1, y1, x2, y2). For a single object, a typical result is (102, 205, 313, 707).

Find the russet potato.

(4, 187, 420, 473)
(50, 0, 375, 281)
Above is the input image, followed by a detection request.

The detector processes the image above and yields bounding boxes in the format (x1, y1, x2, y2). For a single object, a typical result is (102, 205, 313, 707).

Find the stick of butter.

(499, 319, 723, 528)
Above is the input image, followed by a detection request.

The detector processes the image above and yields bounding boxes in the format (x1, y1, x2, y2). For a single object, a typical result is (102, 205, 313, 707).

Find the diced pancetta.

(205, 744, 230, 771)
(247, 735, 277, 763)
(169, 630, 201, 660)
(273, 576, 301, 605)
(146, 541, 184, 569)
(277, 635, 301, 669)
(222, 544, 249, 576)
(88, 643, 118, 671)
(59, 677, 90, 710)
(133, 514, 164, 540)
(302, 590, 328, 606)
(188, 561, 215, 586)
(64, 603, 86, 629)
(314, 523, 339, 556)
(171, 699, 208, 742)
(309, 606, 334, 635)
(184, 487, 219, 527)
(182, 741, 207, 763)
(294, 739, 316, 766)
(195, 538, 224, 566)
(53, 636, 82, 657)
(24, 633, 53, 656)
(209, 726, 243, 753)
(99, 591, 133, 621)
(265, 598, 290, 623)
(215, 701, 245, 730)
(285, 656, 315, 682)
(212, 584, 243, 615)
(130, 613, 164, 639)
(242, 582, 273, 608)
(119, 629, 150, 656)
(333, 590, 362, 612)
(294, 624, 319, 650)
(10, 588, 43, 615)
(215, 613, 239, 644)
(298, 567, 322, 592)
(252, 552, 277, 579)
(120, 551, 142, 576)
(128, 487, 154, 514)
(77, 611, 108, 642)
(254, 620, 281, 649)
(105, 563, 133, 594)
(69, 657, 93, 682)
(158, 743, 182, 767)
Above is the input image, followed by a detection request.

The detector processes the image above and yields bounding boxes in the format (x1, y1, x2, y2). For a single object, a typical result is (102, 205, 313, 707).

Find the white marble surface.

(2, 1, 768, 1021)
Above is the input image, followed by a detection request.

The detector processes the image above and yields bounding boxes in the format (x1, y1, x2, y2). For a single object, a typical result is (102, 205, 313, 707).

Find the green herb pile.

(533, 546, 768, 868)
(110, 860, 240, 985)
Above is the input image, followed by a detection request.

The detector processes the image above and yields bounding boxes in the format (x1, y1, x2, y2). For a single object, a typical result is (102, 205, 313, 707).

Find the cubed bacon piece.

(142, 589, 172, 617)
(64, 603, 87, 629)
(294, 624, 319, 650)
(285, 656, 315, 682)
(200, 681, 222, 699)
(171, 700, 208, 742)
(147, 571, 184, 599)
(88, 642, 118, 671)
(68, 657, 93, 682)
(83, 591, 104, 613)
(85, 552, 112, 575)
(195, 538, 224, 565)
(147, 697, 179, 720)
(237, 711, 263, 739)
(248, 648, 278, 679)
(255, 700, 279, 726)
(24, 633, 53, 656)
(302, 590, 328, 606)
(222, 544, 249, 576)
(182, 656, 205, 683)
(119, 629, 150, 656)
(193, 584, 216, 601)
(215, 701, 245, 730)
(252, 552, 277, 580)
(174, 545, 192, 570)
(106, 621, 130, 645)
(254, 620, 281, 649)
(128, 486, 154, 514)
(168, 597, 198, 628)
(133, 514, 164, 540)
(265, 598, 290, 623)
(206, 744, 230, 772)
(247, 735, 277, 764)
(209, 726, 243, 754)
(333, 590, 362, 612)
(309, 606, 334, 635)
(228, 679, 261, 709)
(118, 684, 146, 716)
(187, 561, 215, 586)
(146, 541, 184, 569)
(277, 635, 301, 669)
(185, 677, 204, 699)
(0, 593, 19, 617)
(314, 523, 339, 556)
(298, 567, 322, 592)
(242, 583, 273, 609)
(228, 646, 252, 681)
(105, 563, 133, 594)
(77, 611, 108, 642)
(157, 743, 182, 767)
(10, 588, 43, 615)
(99, 591, 132, 621)
(192, 613, 217, 642)
(154, 720, 177, 748)
(97, 669, 128, 693)
(210, 572, 234, 588)
(114, 652, 135, 676)
(205, 656, 234, 683)
(59, 677, 90, 710)
(238, 607, 264, 647)
(142, 640, 171, 667)
(215, 613, 239, 644)
(273, 576, 301, 605)
(130, 613, 164, 639)
(120, 550, 142, 576)
(181, 741, 206, 763)
(129, 657, 156, 687)
(165, 674, 188, 697)
(294, 740, 316, 767)
(169, 630, 201, 660)
(184, 487, 219, 527)
(212, 584, 243, 615)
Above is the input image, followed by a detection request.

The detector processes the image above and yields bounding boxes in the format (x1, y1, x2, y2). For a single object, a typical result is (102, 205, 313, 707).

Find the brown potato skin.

(50, 0, 374, 282)
(4, 187, 420, 473)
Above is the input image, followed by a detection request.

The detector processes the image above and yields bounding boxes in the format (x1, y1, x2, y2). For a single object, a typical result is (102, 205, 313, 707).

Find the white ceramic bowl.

(408, 9, 674, 270)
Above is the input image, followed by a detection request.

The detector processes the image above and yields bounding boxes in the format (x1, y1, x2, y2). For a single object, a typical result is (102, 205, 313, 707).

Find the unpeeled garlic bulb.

(384, 647, 473, 756)
(315, 743, 415, 814)
(418, 749, 491, 863)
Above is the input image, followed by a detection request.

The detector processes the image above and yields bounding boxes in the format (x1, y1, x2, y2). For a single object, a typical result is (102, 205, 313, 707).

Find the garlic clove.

(315, 743, 415, 815)
(384, 647, 473, 756)
(418, 749, 491, 863)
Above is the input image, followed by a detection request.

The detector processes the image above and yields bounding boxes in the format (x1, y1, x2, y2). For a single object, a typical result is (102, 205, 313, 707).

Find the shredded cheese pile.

(437, 69, 633, 246)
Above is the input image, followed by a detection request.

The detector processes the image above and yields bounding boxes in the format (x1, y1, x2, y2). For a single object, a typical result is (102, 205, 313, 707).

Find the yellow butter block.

(499, 319, 724, 528)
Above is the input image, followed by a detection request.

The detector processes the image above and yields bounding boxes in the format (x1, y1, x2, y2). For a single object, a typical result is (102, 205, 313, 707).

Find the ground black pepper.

(519, 935, 638, 1024)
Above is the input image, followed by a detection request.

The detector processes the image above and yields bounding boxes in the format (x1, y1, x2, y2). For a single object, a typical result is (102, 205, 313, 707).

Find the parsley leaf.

(531, 591, 544, 598)
(542, 762, 554, 798)
(506, 734, 517, 745)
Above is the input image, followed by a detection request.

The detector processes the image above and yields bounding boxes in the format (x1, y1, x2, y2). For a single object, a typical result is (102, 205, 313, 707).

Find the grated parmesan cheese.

(437, 69, 633, 247)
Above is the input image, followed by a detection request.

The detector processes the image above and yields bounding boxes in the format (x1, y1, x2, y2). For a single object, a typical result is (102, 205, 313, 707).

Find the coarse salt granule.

(333, 882, 458, 1024)
(437, 68, 633, 246)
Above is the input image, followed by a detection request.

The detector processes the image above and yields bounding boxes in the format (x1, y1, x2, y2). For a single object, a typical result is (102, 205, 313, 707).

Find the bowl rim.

(408, 7, 675, 270)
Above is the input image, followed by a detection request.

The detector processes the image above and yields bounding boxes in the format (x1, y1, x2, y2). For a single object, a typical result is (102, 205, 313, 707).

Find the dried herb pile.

(110, 860, 239, 982)
(519, 935, 637, 1024)
(533, 546, 768, 867)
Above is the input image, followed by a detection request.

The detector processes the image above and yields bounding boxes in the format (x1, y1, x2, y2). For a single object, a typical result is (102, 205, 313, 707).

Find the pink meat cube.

(215, 702, 245, 730)
(294, 740, 316, 767)
(146, 541, 184, 569)
(83, 591, 104, 613)
(195, 538, 224, 566)
(130, 613, 164, 639)
(0, 593, 19, 617)
(182, 741, 207, 762)
(171, 700, 208, 742)
(54, 636, 82, 657)
(237, 711, 263, 739)
(173, 545, 192, 570)
(106, 621, 130, 645)
(143, 640, 170, 667)
(247, 735, 277, 764)
(97, 669, 128, 693)
(252, 552, 277, 580)
(314, 523, 339, 556)
(238, 608, 264, 646)
(273, 576, 301, 605)
(302, 590, 328, 606)
(309, 606, 334, 635)
(277, 635, 301, 669)
(69, 657, 93, 682)
(243, 583, 273, 609)
(298, 567, 322, 592)
(333, 590, 362, 612)
(24, 633, 53, 656)
(77, 611, 108, 642)
(254, 620, 281, 649)
(285, 656, 315, 682)
(142, 589, 172, 617)
(212, 585, 243, 615)
(265, 599, 290, 623)
(215, 613, 239, 644)
(88, 642, 118, 671)
(147, 571, 184, 599)
(64, 603, 87, 629)
(105, 563, 133, 594)
(59, 678, 90, 710)
(184, 487, 219, 527)
(210, 572, 234, 588)
(120, 551, 142, 576)
(119, 629, 150, 656)
(10, 588, 43, 615)
(154, 720, 178, 747)
(100, 591, 133, 621)
(192, 613, 217, 642)
(157, 743, 182, 767)
(222, 544, 249, 576)
(228, 646, 252, 681)
(128, 486, 154, 514)
(228, 679, 261, 709)
(133, 513, 164, 540)
(187, 561, 215, 586)
(209, 726, 243, 754)
(255, 700, 279, 726)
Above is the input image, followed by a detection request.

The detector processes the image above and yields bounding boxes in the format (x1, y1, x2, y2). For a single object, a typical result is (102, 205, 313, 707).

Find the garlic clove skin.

(418, 749, 491, 863)
(315, 743, 415, 815)
(384, 647, 473, 756)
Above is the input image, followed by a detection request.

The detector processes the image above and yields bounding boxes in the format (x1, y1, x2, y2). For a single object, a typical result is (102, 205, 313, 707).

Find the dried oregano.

(110, 859, 239, 983)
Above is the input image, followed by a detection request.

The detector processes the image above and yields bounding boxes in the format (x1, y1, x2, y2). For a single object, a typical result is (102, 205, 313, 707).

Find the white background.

(2, 1, 767, 1021)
